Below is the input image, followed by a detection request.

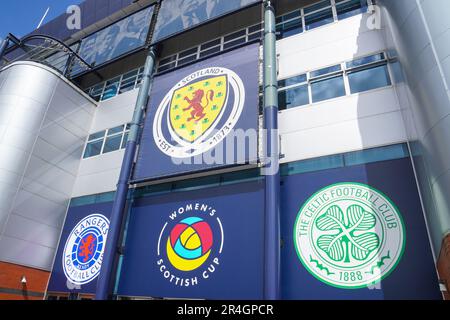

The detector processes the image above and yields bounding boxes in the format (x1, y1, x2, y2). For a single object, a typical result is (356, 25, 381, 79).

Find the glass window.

(108, 125, 125, 136)
(119, 70, 138, 94)
(122, 132, 129, 149)
(311, 75, 346, 103)
(102, 77, 121, 101)
(84, 140, 104, 158)
(311, 64, 341, 78)
(348, 65, 391, 93)
(103, 134, 123, 154)
(223, 37, 246, 50)
(304, 0, 334, 31)
(346, 53, 385, 69)
(90, 83, 104, 102)
(279, 74, 307, 87)
(279, 85, 309, 110)
(336, 0, 366, 20)
(88, 130, 106, 141)
(277, 18, 303, 40)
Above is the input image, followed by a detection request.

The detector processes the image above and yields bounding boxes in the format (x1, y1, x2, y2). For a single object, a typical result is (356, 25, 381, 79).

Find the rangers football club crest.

(153, 67, 245, 158)
(62, 214, 110, 285)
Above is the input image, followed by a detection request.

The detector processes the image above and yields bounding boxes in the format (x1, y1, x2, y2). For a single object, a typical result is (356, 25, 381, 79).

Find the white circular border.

(153, 67, 245, 158)
(294, 183, 406, 289)
(62, 213, 110, 286)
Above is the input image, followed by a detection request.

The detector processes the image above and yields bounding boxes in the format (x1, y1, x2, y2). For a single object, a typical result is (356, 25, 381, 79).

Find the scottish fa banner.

(47, 201, 113, 294)
(133, 43, 259, 181)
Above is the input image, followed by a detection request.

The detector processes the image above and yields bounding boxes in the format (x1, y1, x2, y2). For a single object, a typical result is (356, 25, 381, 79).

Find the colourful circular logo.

(166, 217, 213, 271)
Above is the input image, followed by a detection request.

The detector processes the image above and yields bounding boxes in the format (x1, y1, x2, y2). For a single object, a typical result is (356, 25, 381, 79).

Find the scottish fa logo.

(153, 67, 245, 158)
(294, 183, 405, 289)
(63, 214, 110, 285)
(157, 203, 224, 287)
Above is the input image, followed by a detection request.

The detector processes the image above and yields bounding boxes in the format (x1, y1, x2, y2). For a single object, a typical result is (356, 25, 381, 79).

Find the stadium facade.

(0, 0, 448, 300)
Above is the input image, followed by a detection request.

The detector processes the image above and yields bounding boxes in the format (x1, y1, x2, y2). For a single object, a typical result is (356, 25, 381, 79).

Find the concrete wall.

(0, 62, 96, 271)
(380, 0, 450, 255)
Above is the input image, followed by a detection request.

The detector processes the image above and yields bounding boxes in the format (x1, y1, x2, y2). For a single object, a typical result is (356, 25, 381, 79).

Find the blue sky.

(0, 0, 83, 39)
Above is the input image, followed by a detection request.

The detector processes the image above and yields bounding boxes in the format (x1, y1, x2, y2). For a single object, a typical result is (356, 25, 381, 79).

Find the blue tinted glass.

(304, 0, 332, 14)
(281, 154, 344, 176)
(277, 19, 303, 39)
(153, 0, 260, 42)
(311, 65, 341, 78)
(348, 65, 391, 94)
(344, 144, 409, 167)
(279, 74, 307, 88)
(279, 85, 309, 110)
(108, 125, 125, 136)
(79, 6, 153, 66)
(305, 8, 334, 30)
(88, 131, 106, 141)
(122, 132, 129, 149)
(346, 53, 385, 68)
(84, 140, 104, 158)
(311, 76, 346, 103)
(103, 135, 123, 154)
(336, 0, 365, 20)
(95, 192, 116, 204)
(70, 195, 97, 207)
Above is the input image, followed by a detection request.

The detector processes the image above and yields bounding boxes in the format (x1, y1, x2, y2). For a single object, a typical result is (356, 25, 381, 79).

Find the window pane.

(201, 39, 221, 50)
(122, 132, 129, 149)
(88, 131, 106, 141)
(348, 65, 391, 94)
(346, 53, 385, 69)
(200, 46, 221, 58)
(336, 0, 365, 20)
(304, 0, 331, 14)
(84, 140, 104, 158)
(224, 30, 246, 42)
(279, 74, 307, 88)
(277, 18, 303, 39)
(119, 70, 138, 94)
(108, 125, 125, 136)
(311, 64, 341, 78)
(279, 84, 309, 110)
(103, 135, 123, 154)
(311, 76, 346, 103)
(102, 77, 121, 101)
(305, 8, 334, 30)
(223, 37, 246, 50)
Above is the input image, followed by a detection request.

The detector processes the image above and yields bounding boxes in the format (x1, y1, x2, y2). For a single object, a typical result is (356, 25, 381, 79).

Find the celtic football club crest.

(294, 183, 405, 289)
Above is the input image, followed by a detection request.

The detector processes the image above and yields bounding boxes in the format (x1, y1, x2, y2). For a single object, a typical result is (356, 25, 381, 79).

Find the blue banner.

(153, 0, 261, 43)
(78, 6, 154, 68)
(117, 180, 265, 299)
(47, 202, 113, 294)
(133, 43, 260, 182)
(281, 157, 442, 299)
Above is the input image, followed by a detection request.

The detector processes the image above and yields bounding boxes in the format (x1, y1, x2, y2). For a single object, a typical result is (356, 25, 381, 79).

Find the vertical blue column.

(263, 1, 280, 300)
(95, 48, 156, 300)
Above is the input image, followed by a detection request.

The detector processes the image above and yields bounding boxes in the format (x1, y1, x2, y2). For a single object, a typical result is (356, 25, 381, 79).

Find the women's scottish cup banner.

(47, 201, 113, 294)
(133, 43, 260, 182)
(153, 0, 261, 43)
(117, 180, 265, 299)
